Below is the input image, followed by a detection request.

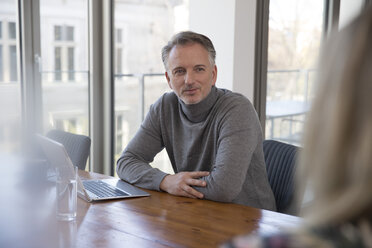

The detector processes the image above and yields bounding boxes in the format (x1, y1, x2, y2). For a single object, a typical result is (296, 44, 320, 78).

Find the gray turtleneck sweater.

(117, 86, 276, 211)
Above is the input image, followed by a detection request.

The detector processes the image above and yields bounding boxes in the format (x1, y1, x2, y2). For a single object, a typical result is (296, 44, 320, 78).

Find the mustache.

(182, 86, 200, 92)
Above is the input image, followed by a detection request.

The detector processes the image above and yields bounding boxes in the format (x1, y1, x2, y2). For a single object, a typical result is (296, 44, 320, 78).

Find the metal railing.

(267, 68, 316, 103)
(114, 73, 164, 121)
(266, 68, 316, 144)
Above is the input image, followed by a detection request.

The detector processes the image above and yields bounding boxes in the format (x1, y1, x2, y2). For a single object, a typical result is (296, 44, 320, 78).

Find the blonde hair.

(298, 7, 372, 226)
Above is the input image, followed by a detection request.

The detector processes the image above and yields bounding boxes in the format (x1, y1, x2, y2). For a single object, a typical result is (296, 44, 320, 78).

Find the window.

(8, 22, 16, 39)
(52, 25, 75, 82)
(9, 45, 17, 81)
(0, 20, 18, 83)
(3, 0, 367, 175)
(54, 25, 74, 41)
(66, 26, 74, 41)
(68, 47, 74, 80)
(0, 0, 21, 153)
(115, 28, 123, 74)
(265, 0, 324, 145)
(40, 0, 89, 139)
(54, 25, 62, 41)
(54, 47, 62, 81)
(113, 0, 188, 175)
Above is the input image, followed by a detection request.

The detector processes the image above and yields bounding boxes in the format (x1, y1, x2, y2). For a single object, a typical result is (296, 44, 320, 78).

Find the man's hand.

(160, 171, 209, 199)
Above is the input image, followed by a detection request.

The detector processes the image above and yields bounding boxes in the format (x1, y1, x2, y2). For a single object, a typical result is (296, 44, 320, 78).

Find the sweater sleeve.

(194, 97, 263, 202)
(116, 99, 168, 191)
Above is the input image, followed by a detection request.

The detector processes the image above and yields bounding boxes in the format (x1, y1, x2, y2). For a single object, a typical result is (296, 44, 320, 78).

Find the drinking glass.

(56, 165, 77, 221)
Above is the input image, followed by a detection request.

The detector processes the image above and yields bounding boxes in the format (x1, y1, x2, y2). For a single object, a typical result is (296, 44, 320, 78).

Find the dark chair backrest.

(46, 129, 91, 170)
(263, 140, 298, 215)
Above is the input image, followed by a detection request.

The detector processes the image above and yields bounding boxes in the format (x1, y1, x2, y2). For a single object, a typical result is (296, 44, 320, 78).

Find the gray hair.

(161, 31, 216, 70)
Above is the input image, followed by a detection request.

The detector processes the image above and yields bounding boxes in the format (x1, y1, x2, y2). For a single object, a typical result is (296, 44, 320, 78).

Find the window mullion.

(19, 0, 42, 134)
(89, 0, 114, 175)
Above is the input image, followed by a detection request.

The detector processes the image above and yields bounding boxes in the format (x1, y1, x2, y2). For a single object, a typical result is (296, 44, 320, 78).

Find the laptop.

(36, 134, 150, 202)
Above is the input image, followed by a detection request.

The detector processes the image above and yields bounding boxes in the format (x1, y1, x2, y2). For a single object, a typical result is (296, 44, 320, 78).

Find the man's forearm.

(117, 151, 168, 191)
(116, 110, 166, 191)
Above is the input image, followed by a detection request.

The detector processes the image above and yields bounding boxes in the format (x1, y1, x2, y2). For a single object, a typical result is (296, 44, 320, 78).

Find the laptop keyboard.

(83, 181, 129, 198)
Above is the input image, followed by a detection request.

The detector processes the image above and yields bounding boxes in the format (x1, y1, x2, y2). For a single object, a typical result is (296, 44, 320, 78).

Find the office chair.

(46, 129, 91, 170)
(263, 139, 298, 215)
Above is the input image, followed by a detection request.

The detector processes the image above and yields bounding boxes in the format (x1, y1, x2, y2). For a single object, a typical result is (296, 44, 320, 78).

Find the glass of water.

(56, 165, 77, 221)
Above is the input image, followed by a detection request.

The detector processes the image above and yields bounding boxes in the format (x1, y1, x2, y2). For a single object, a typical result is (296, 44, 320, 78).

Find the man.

(117, 31, 276, 210)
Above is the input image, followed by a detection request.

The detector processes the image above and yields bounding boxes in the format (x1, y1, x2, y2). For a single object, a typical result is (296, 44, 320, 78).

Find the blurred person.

(117, 31, 276, 210)
(223, 5, 372, 248)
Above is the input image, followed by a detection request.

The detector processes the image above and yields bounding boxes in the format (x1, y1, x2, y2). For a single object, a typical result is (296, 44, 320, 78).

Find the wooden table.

(59, 170, 301, 248)
(2, 163, 300, 248)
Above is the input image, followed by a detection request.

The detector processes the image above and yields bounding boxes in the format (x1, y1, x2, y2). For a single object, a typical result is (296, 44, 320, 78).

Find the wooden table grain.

(59, 170, 302, 248)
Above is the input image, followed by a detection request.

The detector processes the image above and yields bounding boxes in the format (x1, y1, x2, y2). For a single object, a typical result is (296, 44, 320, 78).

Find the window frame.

(14, 0, 370, 176)
(253, 0, 368, 139)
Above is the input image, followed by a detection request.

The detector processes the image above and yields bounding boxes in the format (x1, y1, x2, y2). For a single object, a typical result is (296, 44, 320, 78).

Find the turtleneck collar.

(179, 86, 219, 123)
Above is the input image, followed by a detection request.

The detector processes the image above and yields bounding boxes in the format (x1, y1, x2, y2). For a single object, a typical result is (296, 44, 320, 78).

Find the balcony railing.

(115, 73, 165, 121)
(266, 68, 316, 145)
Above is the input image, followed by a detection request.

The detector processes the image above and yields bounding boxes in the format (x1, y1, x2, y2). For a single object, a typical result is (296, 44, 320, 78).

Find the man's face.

(165, 43, 217, 105)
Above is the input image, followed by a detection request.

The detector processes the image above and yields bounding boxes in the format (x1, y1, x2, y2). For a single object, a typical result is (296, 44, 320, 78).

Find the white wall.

(189, 0, 235, 91)
(232, 0, 256, 101)
(189, 0, 256, 102)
